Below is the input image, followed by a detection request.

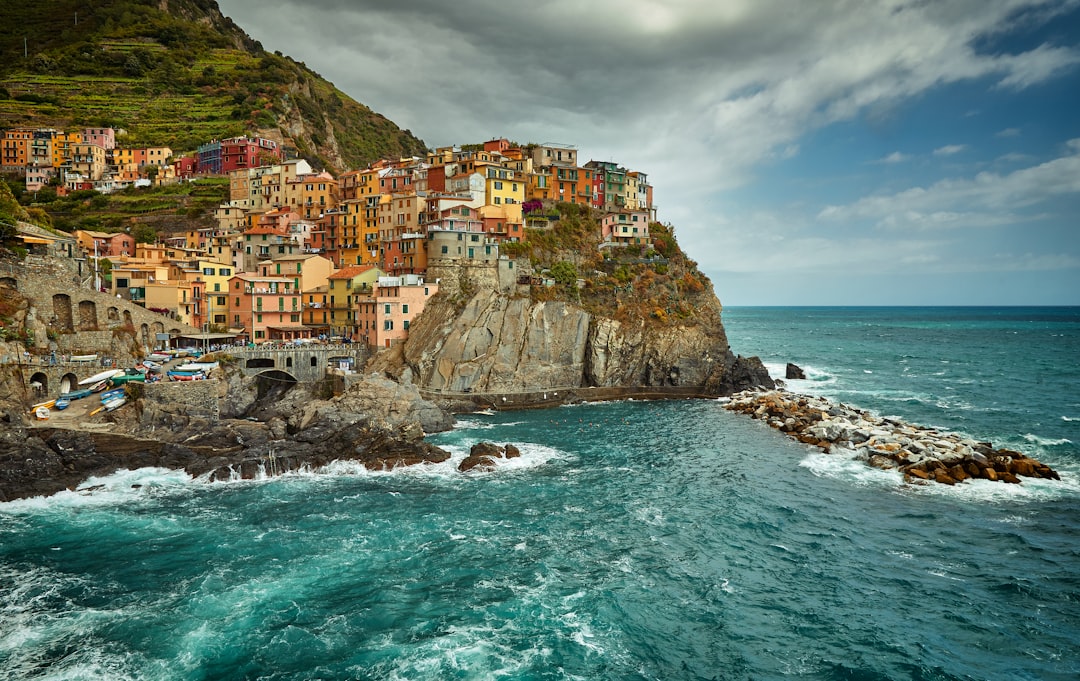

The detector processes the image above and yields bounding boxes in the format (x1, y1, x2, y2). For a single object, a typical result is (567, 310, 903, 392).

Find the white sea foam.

(1023, 434, 1073, 447)
(0, 467, 194, 512)
(798, 448, 1080, 502)
(1063, 416, 1079, 422)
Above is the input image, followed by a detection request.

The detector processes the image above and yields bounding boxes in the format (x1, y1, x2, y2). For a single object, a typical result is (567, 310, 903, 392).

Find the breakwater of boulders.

(724, 389, 1060, 485)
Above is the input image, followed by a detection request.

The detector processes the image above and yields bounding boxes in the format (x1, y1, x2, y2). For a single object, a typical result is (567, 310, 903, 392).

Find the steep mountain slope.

(0, 0, 426, 171)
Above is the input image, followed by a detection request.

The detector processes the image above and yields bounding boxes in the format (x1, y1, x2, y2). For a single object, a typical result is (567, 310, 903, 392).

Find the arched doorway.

(29, 372, 48, 395)
(77, 300, 99, 331)
(52, 294, 73, 332)
(59, 372, 78, 394)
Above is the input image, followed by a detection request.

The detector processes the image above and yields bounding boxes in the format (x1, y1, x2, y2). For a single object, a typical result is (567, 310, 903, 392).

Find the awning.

(176, 332, 241, 340)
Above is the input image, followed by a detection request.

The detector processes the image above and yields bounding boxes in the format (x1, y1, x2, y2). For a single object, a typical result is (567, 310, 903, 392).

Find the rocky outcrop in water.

(0, 416, 450, 502)
(459, 442, 521, 472)
(381, 260, 772, 398)
(725, 390, 1061, 485)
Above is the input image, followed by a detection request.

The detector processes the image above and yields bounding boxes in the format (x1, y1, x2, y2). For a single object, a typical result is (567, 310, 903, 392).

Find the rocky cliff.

(379, 210, 772, 398)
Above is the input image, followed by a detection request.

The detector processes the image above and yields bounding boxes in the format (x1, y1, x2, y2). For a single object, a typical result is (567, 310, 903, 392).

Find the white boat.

(78, 369, 123, 386)
(103, 396, 127, 412)
(35, 406, 50, 420)
(174, 362, 218, 372)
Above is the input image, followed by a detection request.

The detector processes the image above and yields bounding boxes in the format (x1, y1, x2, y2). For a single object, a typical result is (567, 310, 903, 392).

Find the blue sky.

(218, 0, 1080, 305)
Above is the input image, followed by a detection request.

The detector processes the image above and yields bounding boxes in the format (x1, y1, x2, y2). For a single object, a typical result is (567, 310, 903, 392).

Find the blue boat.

(54, 397, 71, 410)
(59, 388, 93, 401)
(100, 388, 126, 403)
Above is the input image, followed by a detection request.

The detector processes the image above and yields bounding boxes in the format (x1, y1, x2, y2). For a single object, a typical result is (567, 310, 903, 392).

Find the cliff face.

(388, 254, 772, 397)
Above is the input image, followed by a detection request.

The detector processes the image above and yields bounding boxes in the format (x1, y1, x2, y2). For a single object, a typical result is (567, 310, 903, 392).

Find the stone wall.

(4, 255, 201, 356)
(144, 380, 220, 422)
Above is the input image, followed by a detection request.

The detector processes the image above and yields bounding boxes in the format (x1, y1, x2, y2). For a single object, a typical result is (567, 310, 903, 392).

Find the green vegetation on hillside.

(506, 203, 715, 326)
(1, 175, 228, 235)
(0, 0, 427, 171)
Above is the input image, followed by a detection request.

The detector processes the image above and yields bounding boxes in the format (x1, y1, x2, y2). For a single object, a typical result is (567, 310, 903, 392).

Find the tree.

(131, 223, 157, 244)
(550, 261, 578, 287)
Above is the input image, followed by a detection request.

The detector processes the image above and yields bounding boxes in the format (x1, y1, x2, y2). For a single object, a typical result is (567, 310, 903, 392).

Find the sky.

(215, 0, 1080, 305)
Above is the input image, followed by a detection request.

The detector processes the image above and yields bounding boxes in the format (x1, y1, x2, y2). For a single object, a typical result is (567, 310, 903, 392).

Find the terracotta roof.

(328, 265, 376, 279)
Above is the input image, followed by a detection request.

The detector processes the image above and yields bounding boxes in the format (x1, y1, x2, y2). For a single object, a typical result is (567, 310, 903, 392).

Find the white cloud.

(818, 139, 1080, 230)
(875, 151, 912, 164)
(933, 144, 967, 156)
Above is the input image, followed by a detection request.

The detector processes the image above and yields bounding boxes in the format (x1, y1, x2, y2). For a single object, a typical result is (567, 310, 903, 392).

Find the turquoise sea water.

(2, 307, 1079, 680)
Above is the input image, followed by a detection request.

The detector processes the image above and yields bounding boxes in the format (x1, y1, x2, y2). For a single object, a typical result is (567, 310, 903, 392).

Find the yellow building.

(50, 131, 81, 168)
(327, 264, 385, 339)
(70, 143, 107, 181)
(481, 164, 524, 211)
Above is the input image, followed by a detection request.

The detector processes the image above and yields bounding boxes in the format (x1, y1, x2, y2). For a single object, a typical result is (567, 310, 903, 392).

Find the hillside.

(0, 0, 427, 171)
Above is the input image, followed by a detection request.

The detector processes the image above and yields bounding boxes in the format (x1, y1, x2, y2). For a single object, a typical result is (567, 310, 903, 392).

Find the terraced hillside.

(0, 0, 426, 171)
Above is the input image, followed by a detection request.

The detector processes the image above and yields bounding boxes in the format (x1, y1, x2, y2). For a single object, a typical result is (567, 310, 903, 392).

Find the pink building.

(356, 274, 438, 348)
(600, 210, 650, 247)
(82, 128, 115, 151)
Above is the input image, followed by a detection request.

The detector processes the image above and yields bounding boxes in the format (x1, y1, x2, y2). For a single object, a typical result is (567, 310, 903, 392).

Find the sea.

(2, 306, 1078, 681)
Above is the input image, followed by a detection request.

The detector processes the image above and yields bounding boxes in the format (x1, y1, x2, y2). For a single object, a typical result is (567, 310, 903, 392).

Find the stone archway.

(107, 306, 120, 322)
(255, 369, 298, 401)
(52, 294, 73, 332)
(59, 373, 78, 394)
(29, 371, 48, 395)
(140, 323, 149, 347)
(151, 321, 164, 336)
(123, 310, 133, 327)
(0, 276, 16, 289)
(77, 300, 99, 331)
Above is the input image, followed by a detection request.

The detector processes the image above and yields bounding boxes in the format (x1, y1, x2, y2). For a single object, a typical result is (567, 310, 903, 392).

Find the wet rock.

(459, 442, 521, 472)
(723, 389, 1060, 488)
(785, 363, 807, 380)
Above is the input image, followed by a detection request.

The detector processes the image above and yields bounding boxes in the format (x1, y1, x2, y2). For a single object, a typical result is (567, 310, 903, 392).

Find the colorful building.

(355, 274, 439, 348)
(226, 274, 304, 343)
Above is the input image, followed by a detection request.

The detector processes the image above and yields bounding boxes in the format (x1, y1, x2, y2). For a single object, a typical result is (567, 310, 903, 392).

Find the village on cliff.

(2, 127, 658, 349)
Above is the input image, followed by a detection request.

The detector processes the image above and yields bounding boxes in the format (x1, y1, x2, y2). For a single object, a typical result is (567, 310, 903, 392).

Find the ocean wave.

(1063, 416, 1079, 423)
(798, 449, 1080, 502)
(1023, 434, 1073, 447)
(0, 468, 194, 512)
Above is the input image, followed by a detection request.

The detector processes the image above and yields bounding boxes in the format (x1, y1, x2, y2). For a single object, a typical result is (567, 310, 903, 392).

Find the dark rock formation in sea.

(786, 363, 807, 380)
(459, 442, 521, 472)
(725, 390, 1061, 485)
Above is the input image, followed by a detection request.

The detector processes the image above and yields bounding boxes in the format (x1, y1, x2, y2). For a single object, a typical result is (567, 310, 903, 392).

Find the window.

(202, 267, 214, 276)
(213, 283, 221, 292)
(235, 297, 240, 306)
(383, 320, 393, 330)
(384, 304, 391, 314)
(278, 297, 284, 310)
(219, 268, 230, 275)
(403, 320, 410, 330)
(217, 296, 226, 306)
(493, 181, 503, 190)
(256, 314, 262, 323)
(441, 245, 448, 254)
(402, 304, 409, 314)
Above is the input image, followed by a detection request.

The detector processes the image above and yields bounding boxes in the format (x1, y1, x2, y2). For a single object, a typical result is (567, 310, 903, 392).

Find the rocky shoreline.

(724, 389, 1061, 485)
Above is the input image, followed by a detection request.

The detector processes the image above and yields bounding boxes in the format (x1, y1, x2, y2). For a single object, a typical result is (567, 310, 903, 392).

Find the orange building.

(226, 274, 304, 343)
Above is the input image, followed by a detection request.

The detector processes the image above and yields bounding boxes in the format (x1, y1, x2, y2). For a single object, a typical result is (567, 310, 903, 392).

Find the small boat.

(54, 397, 71, 410)
(30, 399, 56, 412)
(79, 369, 123, 386)
(147, 353, 171, 363)
(109, 369, 146, 386)
(100, 388, 126, 403)
(89, 380, 109, 393)
(174, 362, 218, 373)
(103, 396, 127, 412)
(167, 370, 206, 381)
(68, 354, 98, 363)
(35, 406, 50, 420)
(60, 388, 93, 401)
